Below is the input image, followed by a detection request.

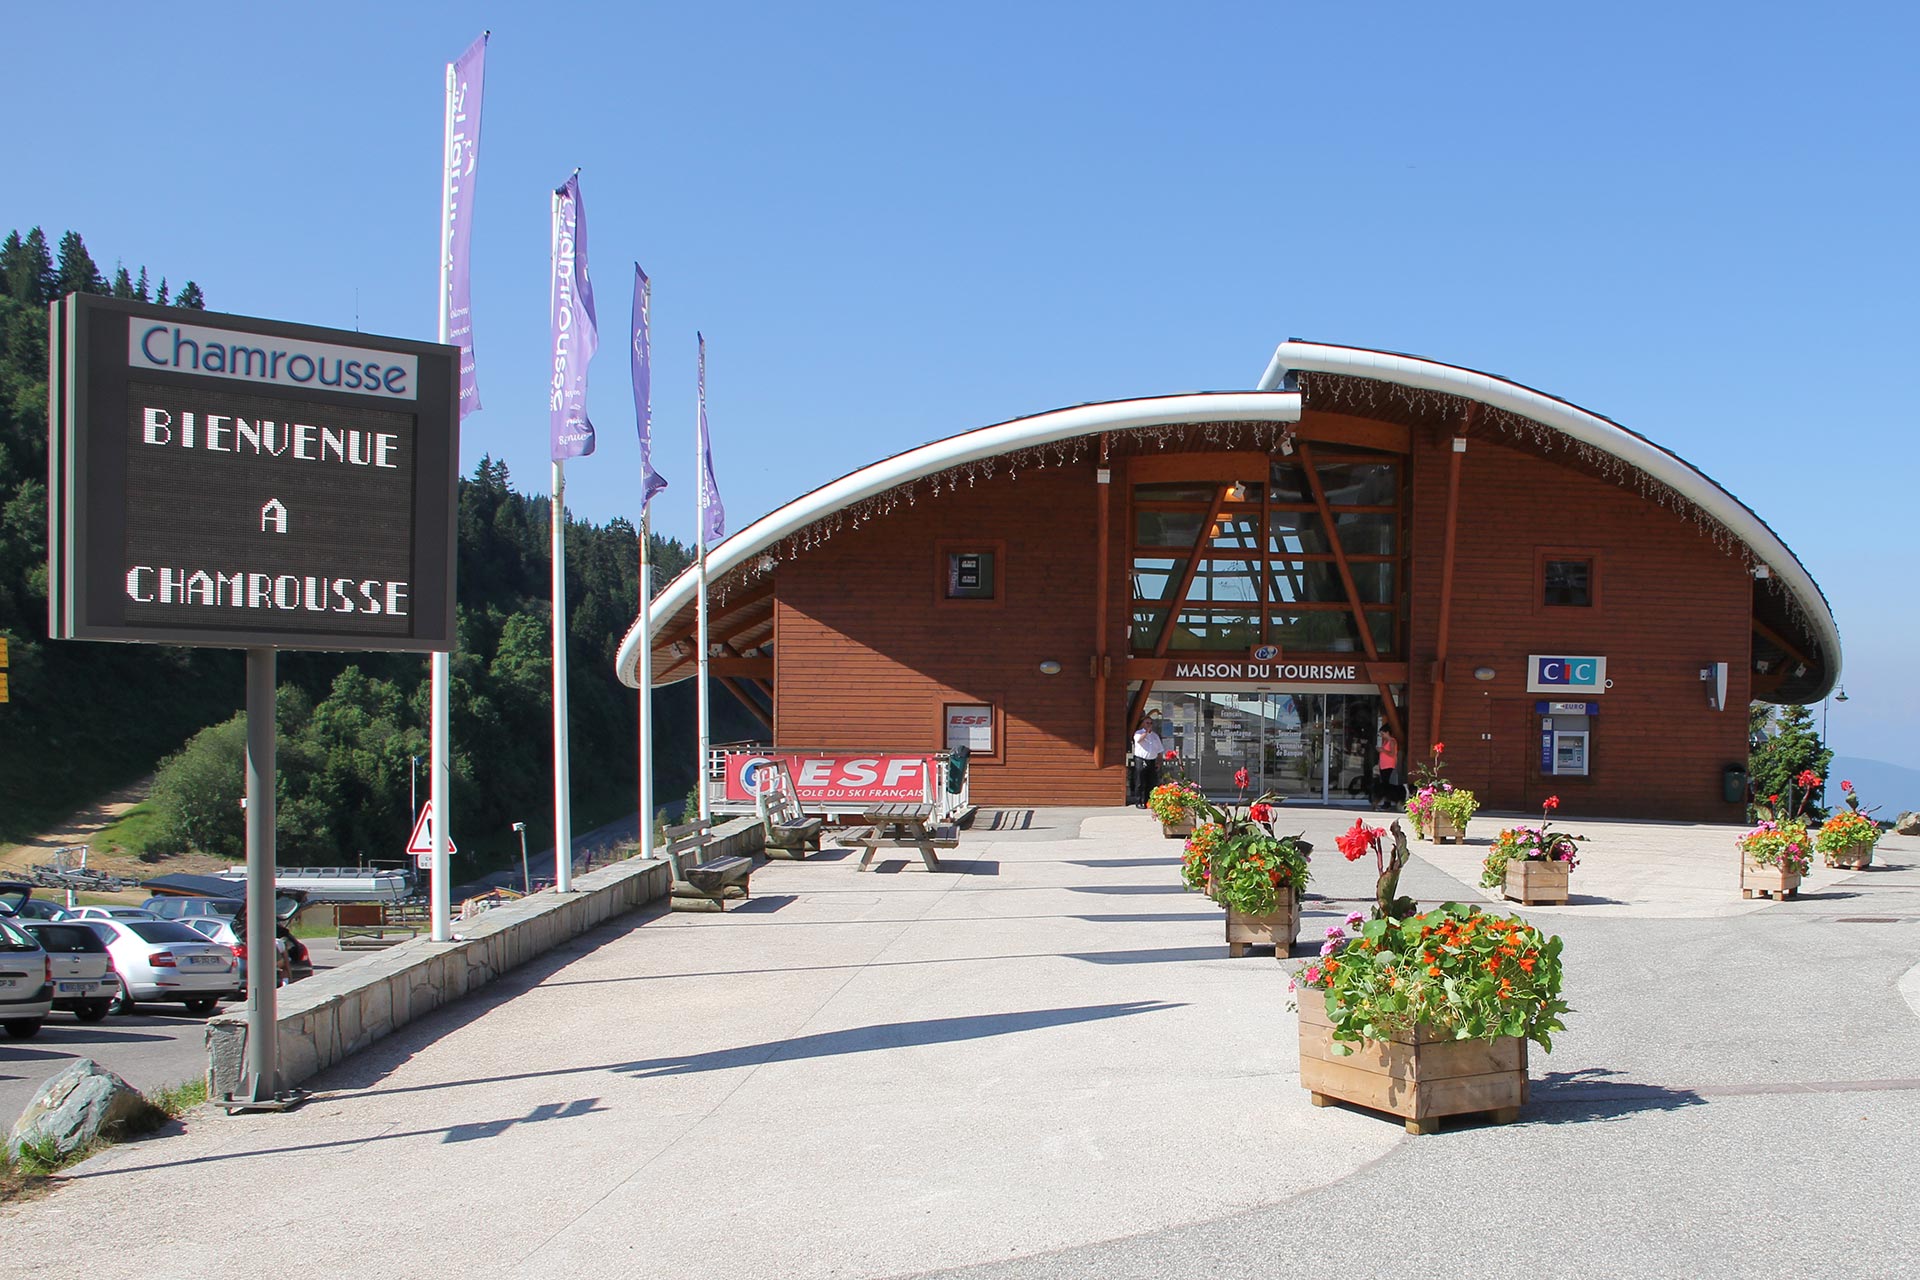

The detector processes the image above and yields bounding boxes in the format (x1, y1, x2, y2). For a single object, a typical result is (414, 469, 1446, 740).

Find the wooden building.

(617, 342, 1839, 821)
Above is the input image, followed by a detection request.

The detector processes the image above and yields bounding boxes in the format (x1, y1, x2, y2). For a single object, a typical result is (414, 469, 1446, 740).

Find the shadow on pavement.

(1066, 857, 1180, 868)
(1066, 884, 1188, 895)
(1064, 947, 1226, 965)
(1524, 1068, 1708, 1123)
(726, 895, 797, 914)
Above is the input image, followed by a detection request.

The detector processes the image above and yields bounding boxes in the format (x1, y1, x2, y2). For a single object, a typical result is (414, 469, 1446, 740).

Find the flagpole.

(429, 57, 456, 944)
(638, 508, 654, 859)
(696, 336, 712, 823)
(551, 183, 575, 894)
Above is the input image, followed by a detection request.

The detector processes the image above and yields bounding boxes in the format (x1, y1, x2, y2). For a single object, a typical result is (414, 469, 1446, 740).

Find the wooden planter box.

(1740, 855, 1802, 900)
(1823, 841, 1874, 871)
(1503, 859, 1570, 905)
(1161, 816, 1196, 838)
(1224, 899, 1299, 959)
(1298, 991, 1527, 1135)
(1429, 810, 1467, 845)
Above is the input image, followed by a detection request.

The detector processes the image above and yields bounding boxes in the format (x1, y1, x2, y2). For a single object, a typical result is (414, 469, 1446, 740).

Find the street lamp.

(511, 822, 530, 894)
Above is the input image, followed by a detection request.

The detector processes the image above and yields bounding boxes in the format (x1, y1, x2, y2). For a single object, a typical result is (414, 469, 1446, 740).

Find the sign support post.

(242, 645, 281, 1105)
(429, 56, 459, 941)
(638, 508, 655, 862)
(552, 454, 574, 893)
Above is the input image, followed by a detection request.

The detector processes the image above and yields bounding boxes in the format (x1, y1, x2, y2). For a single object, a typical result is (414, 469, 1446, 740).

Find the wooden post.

(1429, 433, 1468, 748)
(1093, 437, 1112, 768)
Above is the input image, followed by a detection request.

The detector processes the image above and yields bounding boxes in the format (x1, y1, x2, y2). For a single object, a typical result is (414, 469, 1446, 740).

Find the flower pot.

(1430, 810, 1466, 845)
(1224, 899, 1299, 960)
(1740, 855, 1801, 901)
(1503, 859, 1570, 906)
(1161, 817, 1195, 839)
(1297, 991, 1528, 1135)
(1823, 841, 1873, 871)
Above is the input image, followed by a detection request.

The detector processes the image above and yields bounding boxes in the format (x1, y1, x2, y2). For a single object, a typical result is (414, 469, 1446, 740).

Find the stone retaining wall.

(206, 817, 765, 1099)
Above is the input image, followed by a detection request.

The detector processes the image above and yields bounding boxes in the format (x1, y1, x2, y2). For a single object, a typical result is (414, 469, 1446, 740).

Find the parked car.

(18, 920, 117, 1022)
(182, 917, 292, 990)
(138, 895, 241, 921)
(0, 915, 52, 1038)
(0, 880, 69, 921)
(63, 905, 163, 923)
(80, 918, 240, 1015)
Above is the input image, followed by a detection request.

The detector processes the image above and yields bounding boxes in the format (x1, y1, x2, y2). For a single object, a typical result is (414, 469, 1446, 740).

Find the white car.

(0, 915, 53, 1037)
(63, 905, 163, 923)
(19, 920, 118, 1022)
(182, 917, 290, 990)
(81, 918, 241, 1016)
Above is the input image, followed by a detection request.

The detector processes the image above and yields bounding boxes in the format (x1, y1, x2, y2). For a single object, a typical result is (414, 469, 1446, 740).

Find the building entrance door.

(1155, 691, 1378, 803)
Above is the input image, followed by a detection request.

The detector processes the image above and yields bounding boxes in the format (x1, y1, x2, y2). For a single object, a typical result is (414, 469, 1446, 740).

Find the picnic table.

(848, 803, 959, 872)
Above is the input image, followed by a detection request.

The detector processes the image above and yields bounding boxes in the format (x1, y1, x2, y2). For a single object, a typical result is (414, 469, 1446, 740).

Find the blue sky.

(6, 2, 1915, 767)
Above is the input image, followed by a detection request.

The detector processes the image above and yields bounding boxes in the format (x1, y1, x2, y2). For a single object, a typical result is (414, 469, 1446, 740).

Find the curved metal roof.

(616, 344, 1839, 700)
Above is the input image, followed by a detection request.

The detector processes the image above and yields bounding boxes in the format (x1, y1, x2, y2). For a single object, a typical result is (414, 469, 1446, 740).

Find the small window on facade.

(1543, 559, 1592, 607)
(945, 550, 996, 600)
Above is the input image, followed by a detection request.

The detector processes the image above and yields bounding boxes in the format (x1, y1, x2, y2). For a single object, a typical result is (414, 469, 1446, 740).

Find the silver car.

(0, 915, 52, 1038)
(63, 905, 163, 923)
(19, 920, 118, 1022)
(82, 918, 240, 1016)
(182, 917, 290, 991)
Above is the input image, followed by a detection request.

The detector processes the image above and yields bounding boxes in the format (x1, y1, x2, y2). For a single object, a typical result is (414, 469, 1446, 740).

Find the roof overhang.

(1262, 341, 1840, 700)
(615, 391, 1303, 687)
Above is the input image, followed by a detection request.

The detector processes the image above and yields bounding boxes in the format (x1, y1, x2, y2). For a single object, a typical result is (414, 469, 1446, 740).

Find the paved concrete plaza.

(5, 806, 1918, 1279)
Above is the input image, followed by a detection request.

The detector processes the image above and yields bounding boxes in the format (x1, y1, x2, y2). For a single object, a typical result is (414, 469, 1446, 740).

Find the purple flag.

(631, 266, 667, 509)
(697, 333, 725, 544)
(443, 33, 486, 418)
(549, 173, 597, 460)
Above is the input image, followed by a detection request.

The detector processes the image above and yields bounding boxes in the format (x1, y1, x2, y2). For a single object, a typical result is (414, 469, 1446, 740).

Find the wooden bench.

(337, 925, 419, 950)
(846, 804, 960, 872)
(665, 817, 756, 912)
(754, 762, 824, 859)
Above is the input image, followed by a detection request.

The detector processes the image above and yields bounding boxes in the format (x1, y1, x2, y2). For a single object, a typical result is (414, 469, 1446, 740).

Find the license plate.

(185, 955, 225, 967)
(58, 981, 96, 994)
(0, 978, 16, 990)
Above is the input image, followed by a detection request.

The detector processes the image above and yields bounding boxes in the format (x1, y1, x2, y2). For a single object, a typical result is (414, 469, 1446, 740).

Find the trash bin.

(1722, 764, 1747, 805)
(946, 747, 971, 794)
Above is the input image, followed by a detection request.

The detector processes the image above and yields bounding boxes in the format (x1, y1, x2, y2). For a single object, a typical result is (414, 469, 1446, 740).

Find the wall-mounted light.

(1038, 660, 1062, 675)
(1225, 482, 1247, 503)
(1278, 433, 1296, 457)
(1473, 666, 1497, 681)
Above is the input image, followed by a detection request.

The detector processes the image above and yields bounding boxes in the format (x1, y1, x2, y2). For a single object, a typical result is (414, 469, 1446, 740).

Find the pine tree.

(54, 230, 106, 296)
(134, 266, 150, 301)
(155, 277, 169, 305)
(112, 264, 135, 298)
(1747, 703, 1833, 821)
(0, 227, 56, 302)
(174, 280, 206, 309)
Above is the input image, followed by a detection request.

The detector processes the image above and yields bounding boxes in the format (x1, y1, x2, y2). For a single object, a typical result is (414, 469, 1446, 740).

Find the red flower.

(1164, 749, 1177, 760)
(1335, 817, 1384, 862)
(1768, 794, 1780, 804)
(1543, 795, 1560, 812)
(1841, 779, 1854, 793)
(1249, 802, 1273, 822)
(1795, 769, 1822, 790)
(1432, 742, 1445, 755)
(1234, 768, 1250, 791)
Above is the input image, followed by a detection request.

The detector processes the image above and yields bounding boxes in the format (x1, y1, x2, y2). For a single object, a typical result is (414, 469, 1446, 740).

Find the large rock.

(1897, 812, 1920, 837)
(8, 1059, 164, 1162)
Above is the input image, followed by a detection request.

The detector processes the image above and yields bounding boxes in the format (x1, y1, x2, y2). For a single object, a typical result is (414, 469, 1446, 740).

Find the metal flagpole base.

(217, 1087, 310, 1114)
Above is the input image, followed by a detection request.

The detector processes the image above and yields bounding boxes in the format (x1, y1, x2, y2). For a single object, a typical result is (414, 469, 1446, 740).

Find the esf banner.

(724, 753, 932, 807)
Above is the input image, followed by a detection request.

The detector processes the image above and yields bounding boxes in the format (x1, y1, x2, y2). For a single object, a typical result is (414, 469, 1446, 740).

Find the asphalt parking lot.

(0, 938, 351, 1119)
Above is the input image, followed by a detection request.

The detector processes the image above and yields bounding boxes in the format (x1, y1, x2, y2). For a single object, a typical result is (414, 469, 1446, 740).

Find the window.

(1537, 550, 1600, 610)
(1544, 559, 1591, 607)
(937, 541, 1005, 605)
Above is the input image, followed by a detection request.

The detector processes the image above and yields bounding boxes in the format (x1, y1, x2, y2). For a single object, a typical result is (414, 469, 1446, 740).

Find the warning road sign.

(406, 800, 457, 858)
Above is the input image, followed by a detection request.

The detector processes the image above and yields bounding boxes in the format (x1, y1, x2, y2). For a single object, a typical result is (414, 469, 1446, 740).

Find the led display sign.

(49, 295, 458, 651)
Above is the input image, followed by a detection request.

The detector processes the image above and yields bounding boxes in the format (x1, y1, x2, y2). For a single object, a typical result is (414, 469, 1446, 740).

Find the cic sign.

(49, 295, 459, 651)
(1526, 655, 1608, 695)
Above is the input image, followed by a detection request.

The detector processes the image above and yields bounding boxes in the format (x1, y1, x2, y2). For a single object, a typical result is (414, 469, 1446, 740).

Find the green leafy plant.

(1336, 817, 1415, 921)
(1815, 780, 1881, 859)
(1179, 822, 1225, 893)
(1147, 780, 1204, 825)
(1479, 795, 1582, 888)
(1212, 831, 1312, 915)
(1741, 770, 1820, 875)
(1296, 901, 1570, 1052)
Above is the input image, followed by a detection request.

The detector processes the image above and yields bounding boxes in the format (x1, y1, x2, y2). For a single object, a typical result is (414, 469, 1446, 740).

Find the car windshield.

(25, 923, 106, 953)
(0, 917, 37, 950)
(124, 920, 215, 944)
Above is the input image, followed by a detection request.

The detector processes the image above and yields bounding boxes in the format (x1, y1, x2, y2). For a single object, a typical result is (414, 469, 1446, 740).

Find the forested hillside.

(0, 227, 746, 865)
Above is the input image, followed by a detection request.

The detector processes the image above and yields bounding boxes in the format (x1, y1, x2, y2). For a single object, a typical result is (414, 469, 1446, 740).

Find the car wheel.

(3, 1019, 43, 1039)
(74, 999, 111, 1023)
(113, 975, 137, 1015)
(184, 997, 219, 1016)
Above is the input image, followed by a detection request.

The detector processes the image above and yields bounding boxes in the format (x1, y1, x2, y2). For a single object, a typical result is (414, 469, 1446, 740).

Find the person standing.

(1131, 712, 1165, 807)
(1375, 728, 1400, 810)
